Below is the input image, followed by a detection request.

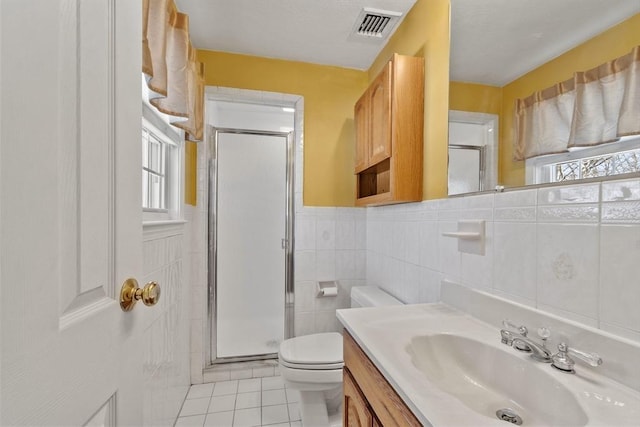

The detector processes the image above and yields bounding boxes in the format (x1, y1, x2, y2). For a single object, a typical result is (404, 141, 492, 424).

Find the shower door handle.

(281, 238, 288, 250)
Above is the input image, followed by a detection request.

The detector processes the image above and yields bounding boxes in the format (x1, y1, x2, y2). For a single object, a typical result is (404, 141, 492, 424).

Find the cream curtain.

(142, 0, 153, 78)
(174, 49, 205, 141)
(514, 79, 575, 159)
(142, 0, 204, 141)
(618, 46, 640, 137)
(514, 45, 640, 160)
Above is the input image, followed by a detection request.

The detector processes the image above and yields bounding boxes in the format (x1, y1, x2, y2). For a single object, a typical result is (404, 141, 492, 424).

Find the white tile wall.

(142, 220, 192, 426)
(366, 178, 640, 342)
(599, 224, 640, 341)
(293, 207, 367, 335)
(367, 201, 446, 305)
(536, 223, 599, 324)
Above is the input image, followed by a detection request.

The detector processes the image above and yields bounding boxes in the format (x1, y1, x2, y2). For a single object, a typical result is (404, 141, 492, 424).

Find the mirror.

(448, 0, 640, 195)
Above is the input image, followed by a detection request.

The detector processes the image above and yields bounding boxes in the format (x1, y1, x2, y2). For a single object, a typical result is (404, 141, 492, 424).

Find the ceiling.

(176, 0, 640, 86)
(450, 0, 640, 86)
(174, 0, 417, 70)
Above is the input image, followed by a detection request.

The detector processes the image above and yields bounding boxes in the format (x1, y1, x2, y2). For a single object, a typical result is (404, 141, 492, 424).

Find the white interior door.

(1, 1, 144, 425)
(216, 132, 287, 359)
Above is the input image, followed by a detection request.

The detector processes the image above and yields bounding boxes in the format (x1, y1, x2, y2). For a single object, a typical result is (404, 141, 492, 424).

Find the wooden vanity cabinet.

(344, 369, 377, 427)
(343, 331, 422, 427)
(354, 54, 424, 206)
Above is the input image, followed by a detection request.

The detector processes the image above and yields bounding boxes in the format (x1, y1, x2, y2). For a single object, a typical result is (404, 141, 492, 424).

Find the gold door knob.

(120, 278, 161, 311)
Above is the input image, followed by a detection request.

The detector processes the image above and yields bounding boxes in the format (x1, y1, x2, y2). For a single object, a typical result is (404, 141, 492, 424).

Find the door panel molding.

(58, 0, 116, 323)
(84, 393, 117, 427)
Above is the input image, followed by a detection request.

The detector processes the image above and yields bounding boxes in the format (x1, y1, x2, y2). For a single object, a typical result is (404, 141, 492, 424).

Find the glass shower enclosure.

(208, 127, 294, 364)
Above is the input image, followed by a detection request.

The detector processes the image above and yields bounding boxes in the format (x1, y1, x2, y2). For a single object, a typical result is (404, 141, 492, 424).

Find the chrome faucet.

(500, 319, 552, 363)
(511, 335, 552, 363)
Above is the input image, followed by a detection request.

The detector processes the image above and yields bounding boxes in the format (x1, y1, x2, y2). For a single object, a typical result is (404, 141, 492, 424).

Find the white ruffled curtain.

(514, 46, 640, 160)
(142, 0, 204, 141)
(514, 79, 575, 159)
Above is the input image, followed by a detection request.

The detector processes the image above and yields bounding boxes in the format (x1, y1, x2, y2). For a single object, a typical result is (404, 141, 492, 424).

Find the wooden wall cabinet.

(343, 331, 422, 427)
(354, 54, 424, 206)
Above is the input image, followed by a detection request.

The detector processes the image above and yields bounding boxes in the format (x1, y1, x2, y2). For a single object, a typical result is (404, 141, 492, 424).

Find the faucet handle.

(552, 342, 603, 373)
(500, 329, 515, 345)
(537, 327, 551, 349)
(537, 327, 551, 340)
(568, 345, 603, 367)
(502, 319, 528, 336)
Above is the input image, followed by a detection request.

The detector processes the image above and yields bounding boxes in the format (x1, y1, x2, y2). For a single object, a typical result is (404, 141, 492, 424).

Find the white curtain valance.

(618, 47, 640, 137)
(514, 79, 575, 160)
(142, 0, 204, 142)
(514, 45, 640, 161)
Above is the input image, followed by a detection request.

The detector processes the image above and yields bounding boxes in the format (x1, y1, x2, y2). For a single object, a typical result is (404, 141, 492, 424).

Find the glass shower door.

(214, 131, 288, 359)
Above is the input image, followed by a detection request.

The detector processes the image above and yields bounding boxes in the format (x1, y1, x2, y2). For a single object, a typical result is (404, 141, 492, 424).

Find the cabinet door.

(344, 369, 373, 427)
(368, 62, 392, 165)
(354, 92, 370, 173)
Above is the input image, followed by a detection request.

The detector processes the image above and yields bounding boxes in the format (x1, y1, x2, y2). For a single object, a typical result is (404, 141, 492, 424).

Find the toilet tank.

(350, 286, 403, 308)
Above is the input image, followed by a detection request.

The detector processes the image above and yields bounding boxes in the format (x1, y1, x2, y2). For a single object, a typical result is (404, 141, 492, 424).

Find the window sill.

(143, 219, 187, 240)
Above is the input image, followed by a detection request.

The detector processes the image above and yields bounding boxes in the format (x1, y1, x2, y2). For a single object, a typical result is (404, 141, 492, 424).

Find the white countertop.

(337, 302, 640, 426)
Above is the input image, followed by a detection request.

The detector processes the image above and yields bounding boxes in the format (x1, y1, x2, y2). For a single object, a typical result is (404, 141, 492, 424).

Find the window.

(142, 125, 167, 210)
(142, 116, 182, 221)
(553, 149, 640, 182)
(526, 135, 640, 185)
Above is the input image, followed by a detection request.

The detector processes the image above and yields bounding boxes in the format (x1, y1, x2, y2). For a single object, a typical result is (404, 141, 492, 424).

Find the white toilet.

(278, 286, 403, 427)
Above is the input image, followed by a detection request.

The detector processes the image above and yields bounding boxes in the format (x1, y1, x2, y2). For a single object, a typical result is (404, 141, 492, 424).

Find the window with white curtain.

(515, 45, 640, 166)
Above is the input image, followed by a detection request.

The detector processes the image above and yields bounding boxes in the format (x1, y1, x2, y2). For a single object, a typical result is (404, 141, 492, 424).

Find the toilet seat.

(279, 332, 343, 370)
(279, 359, 343, 370)
(279, 363, 344, 386)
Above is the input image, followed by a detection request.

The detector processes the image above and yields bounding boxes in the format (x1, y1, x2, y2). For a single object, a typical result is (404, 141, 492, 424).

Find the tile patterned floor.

(175, 376, 302, 427)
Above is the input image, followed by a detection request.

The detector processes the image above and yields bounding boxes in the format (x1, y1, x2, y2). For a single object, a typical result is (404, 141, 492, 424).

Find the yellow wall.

(196, 50, 367, 207)
(369, 0, 451, 200)
(186, 7, 638, 204)
(500, 13, 640, 186)
(185, 141, 197, 206)
(188, 0, 451, 205)
(449, 81, 502, 116)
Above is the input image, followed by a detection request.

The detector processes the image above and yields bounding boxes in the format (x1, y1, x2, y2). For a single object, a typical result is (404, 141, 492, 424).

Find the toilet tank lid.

(350, 286, 403, 307)
(279, 332, 343, 365)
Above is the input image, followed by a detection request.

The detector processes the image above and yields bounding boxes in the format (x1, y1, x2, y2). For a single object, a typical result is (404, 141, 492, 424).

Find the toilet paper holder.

(316, 281, 338, 297)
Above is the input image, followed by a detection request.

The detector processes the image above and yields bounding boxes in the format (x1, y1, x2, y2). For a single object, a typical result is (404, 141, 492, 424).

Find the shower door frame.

(207, 127, 295, 365)
(448, 144, 487, 193)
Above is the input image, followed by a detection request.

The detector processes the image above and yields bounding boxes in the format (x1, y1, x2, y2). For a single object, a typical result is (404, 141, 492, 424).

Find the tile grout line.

(177, 376, 303, 426)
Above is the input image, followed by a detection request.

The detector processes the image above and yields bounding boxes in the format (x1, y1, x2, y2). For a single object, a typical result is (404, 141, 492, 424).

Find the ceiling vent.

(350, 8, 403, 42)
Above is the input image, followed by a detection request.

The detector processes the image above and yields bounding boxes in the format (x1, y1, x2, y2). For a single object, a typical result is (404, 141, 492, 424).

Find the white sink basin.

(408, 333, 588, 426)
(337, 303, 640, 426)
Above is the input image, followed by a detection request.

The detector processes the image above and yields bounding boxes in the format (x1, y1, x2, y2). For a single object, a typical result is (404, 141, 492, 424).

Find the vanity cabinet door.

(344, 368, 374, 427)
(344, 331, 423, 426)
